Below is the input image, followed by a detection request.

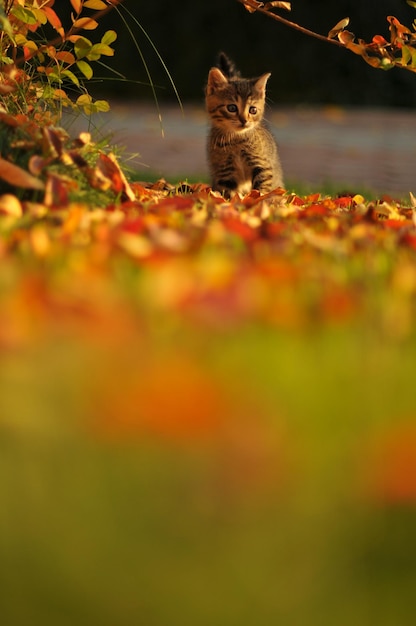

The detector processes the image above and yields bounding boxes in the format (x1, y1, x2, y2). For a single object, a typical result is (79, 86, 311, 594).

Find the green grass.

(2, 322, 416, 626)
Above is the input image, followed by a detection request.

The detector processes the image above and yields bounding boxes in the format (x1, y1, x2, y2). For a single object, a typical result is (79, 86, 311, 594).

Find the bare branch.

(237, 0, 345, 48)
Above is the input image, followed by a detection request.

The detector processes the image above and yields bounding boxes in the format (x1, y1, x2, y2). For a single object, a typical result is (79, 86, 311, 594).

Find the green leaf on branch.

(76, 94, 110, 114)
(101, 30, 118, 46)
(89, 43, 115, 58)
(0, 6, 14, 39)
(32, 8, 48, 25)
(74, 36, 93, 60)
(77, 60, 93, 79)
(401, 45, 416, 68)
(62, 69, 80, 86)
(11, 6, 38, 25)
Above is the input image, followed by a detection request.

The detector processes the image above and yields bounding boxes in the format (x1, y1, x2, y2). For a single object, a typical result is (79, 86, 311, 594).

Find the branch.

(237, 0, 345, 48)
(238, 0, 416, 73)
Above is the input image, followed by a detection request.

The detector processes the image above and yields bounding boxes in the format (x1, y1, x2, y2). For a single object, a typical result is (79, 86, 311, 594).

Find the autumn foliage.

(240, 0, 416, 73)
(0, 0, 117, 119)
(2, 4, 416, 624)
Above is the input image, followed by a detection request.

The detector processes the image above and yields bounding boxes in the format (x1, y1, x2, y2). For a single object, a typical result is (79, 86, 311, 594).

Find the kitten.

(205, 52, 284, 198)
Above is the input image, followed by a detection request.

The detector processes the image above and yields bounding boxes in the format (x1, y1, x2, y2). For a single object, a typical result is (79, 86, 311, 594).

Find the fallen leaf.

(0, 156, 44, 190)
(0, 194, 22, 217)
(0, 84, 15, 95)
(44, 173, 76, 207)
(94, 152, 136, 201)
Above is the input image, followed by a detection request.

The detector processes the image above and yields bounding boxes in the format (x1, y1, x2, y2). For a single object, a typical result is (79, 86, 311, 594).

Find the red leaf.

(334, 196, 353, 209)
(300, 204, 330, 218)
(364, 421, 416, 504)
(401, 233, 416, 249)
(222, 216, 258, 242)
(44, 173, 74, 207)
(150, 196, 196, 214)
(372, 35, 388, 46)
(43, 7, 64, 36)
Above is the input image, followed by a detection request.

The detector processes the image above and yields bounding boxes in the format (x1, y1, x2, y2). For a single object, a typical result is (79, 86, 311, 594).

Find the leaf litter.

(1, 146, 416, 343)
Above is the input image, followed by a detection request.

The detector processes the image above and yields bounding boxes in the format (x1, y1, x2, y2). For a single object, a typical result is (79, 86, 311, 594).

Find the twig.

(237, 0, 345, 49)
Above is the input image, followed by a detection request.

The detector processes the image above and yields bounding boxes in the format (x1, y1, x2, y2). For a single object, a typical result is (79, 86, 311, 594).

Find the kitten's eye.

(249, 106, 257, 115)
(226, 104, 238, 113)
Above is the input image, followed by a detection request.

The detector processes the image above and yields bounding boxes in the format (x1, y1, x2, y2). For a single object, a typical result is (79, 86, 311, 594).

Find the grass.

(2, 324, 416, 625)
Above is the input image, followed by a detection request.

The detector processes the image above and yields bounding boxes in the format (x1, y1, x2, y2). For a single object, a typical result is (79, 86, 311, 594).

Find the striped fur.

(205, 53, 283, 198)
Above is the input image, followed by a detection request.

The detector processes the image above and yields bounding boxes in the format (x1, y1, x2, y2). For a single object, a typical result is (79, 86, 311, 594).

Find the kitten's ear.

(254, 73, 271, 95)
(206, 68, 228, 94)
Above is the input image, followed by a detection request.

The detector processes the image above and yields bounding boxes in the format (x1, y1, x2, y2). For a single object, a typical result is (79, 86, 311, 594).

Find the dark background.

(87, 0, 416, 107)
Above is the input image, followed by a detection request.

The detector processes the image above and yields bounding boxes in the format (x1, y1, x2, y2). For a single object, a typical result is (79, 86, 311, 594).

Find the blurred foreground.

(2, 184, 416, 625)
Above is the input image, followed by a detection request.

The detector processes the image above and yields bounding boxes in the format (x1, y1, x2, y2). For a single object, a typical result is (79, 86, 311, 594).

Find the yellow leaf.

(264, 1, 291, 10)
(352, 194, 365, 205)
(328, 17, 350, 39)
(243, 0, 264, 13)
(118, 233, 153, 259)
(0, 194, 22, 217)
(73, 17, 99, 30)
(85, 0, 107, 8)
(30, 226, 51, 258)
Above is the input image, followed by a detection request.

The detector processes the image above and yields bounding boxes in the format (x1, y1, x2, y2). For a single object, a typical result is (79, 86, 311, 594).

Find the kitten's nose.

(239, 115, 248, 127)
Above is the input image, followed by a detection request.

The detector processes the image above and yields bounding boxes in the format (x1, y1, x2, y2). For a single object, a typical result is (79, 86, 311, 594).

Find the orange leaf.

(328, 17, 350, 39)
(373, 35, 388, 46)
(264, 1, 291, 10)
(242, 0, 263, 13)
(95, 152, 136, 201)
(0, 194, 23, 217)
(0, 156, 44, 190)
(0, 111, 20, 127)
(56, 51, 76, 64)
(93, 356, 230, 442)
(338, 30, 355, 45)
(73, 17, 99, 30)
(0, 84, 15, 95)
(70, 0, 83, 13)
(364, 421, 416, 504)
(43, 7, 64, 36)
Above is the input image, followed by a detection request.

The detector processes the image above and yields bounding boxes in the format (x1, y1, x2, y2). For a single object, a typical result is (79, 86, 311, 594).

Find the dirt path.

(69, 103, 416, 195)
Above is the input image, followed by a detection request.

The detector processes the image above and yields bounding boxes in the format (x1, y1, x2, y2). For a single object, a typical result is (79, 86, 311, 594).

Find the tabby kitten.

(205, 53, 284, 198)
